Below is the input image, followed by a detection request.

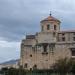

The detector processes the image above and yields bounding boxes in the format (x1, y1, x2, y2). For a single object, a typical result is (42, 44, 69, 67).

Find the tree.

(71, 60, 75, 74)
(1, 67, 8, 75)
(52, 58, 75, 74)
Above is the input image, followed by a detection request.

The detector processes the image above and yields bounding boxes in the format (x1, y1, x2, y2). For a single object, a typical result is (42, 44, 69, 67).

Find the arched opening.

(33, 64, 37, 70)
(47, 24, 50, 30)
(54, 25, 56, 30)
(24, 63, 28, 68)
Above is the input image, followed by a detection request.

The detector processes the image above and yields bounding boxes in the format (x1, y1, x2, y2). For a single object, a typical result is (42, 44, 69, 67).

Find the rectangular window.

(24, 63, 28, 68)
(54, 25, 56, 30)
(72, 51, 75, 56)
(62, 37, 65, 41)
(62, 33, 65, 36)
(71, 48, 75, 56)
(73, 33, 75, 35)
(49, 44, 55, 54)
(50, 47, 54, 54)
(73, 37, 75, 41)
(47, 24, 50, 30)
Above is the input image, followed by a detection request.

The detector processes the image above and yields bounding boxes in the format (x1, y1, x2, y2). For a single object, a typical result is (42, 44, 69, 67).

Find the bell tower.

(40, 13, 61, 32)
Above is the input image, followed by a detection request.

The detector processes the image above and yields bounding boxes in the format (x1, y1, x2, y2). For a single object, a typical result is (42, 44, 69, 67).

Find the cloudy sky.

(0, 0, 75, 63)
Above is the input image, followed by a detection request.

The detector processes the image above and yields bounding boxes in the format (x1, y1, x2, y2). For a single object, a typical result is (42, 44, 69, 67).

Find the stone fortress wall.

(20, 14, 75, 70)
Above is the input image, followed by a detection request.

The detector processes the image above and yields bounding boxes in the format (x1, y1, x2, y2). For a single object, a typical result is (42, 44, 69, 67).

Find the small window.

(49, 44, 55, 54)
(33, 64, 37, 69)
(54, 25, 56, 30)
(62, 37, 65, 41)
(71, 48, 75, 56)
(47, 24, 50, 30)
(72, 51, 75, 56)
(30, 68, 32, 71)
(62, 33, 65, 36)
(73, 33, 75, 35)
(50, 47, 54, 54)
(24, 63, 28, 68)
(30, 54, 32, 57)
(73, 37, 75, 41)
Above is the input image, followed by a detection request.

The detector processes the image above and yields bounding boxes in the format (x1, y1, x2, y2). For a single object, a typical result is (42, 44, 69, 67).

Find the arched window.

(54, 25, 56, 30)
(33, 64, 37, 70)
(24, 63, 28, 68)
(47, 24, 50, 30)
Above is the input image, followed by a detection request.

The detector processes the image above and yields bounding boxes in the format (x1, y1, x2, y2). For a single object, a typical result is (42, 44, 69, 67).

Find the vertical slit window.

(62, 37, 65, 41)
(24, 63, 28, 68)
(54, 25, 56, 30)
(73, 37, 75, 41)
(47, 24, 50, 30)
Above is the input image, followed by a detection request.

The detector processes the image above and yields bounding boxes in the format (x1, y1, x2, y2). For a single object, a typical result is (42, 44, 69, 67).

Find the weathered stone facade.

(20, 14, 75, 70)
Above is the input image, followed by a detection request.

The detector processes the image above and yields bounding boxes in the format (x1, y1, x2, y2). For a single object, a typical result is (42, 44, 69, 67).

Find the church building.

(20, 13, 75, 70)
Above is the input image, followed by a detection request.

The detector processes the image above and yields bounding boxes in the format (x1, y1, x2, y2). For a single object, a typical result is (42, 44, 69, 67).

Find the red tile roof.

(41, 15, 60, 23)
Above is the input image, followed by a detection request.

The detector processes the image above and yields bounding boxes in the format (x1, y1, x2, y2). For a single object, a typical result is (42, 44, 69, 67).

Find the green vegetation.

(0, 58, 75, 75)
(51, 58, 75, 75)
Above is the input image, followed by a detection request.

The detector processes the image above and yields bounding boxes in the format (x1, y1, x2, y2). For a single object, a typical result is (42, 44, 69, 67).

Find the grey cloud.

(0, 0, 75, 42)
(0, 0, 75, 63)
